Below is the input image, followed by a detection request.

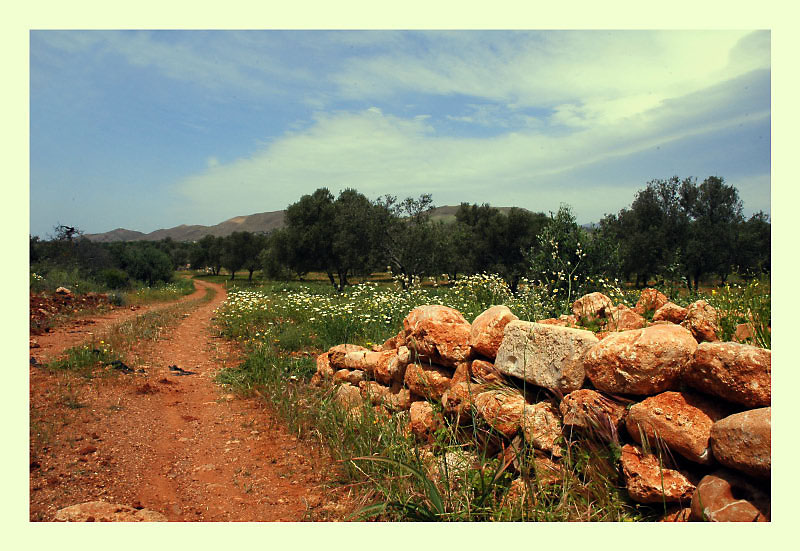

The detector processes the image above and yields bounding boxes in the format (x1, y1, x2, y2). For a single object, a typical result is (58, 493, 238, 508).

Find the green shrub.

(99, 268, 130, 289)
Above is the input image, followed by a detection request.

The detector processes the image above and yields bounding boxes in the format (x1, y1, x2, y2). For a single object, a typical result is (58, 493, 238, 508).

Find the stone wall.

(311, 289, 771, 522)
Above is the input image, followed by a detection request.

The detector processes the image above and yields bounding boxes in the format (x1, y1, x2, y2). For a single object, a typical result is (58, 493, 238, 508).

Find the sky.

(29, 29, 771, 238)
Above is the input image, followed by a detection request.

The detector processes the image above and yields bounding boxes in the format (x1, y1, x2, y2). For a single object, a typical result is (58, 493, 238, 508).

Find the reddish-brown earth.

(30, 279, 352, 522)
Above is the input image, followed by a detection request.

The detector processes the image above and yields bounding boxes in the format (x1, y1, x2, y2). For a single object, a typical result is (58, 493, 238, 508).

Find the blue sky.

(29, 29, 771, 237)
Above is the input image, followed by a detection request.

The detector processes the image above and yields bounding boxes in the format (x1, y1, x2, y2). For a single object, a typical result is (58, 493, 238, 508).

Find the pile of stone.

(311, 288, 771, 522)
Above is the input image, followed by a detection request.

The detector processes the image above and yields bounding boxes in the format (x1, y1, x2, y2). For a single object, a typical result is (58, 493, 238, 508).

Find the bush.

(99, 268, 130, 289)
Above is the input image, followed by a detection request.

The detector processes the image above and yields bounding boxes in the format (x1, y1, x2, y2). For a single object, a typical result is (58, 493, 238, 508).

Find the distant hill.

(85, 205, 529, 242)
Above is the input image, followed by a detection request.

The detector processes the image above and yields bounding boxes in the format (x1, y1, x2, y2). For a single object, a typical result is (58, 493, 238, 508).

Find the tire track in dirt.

(30, 279, 350, 521)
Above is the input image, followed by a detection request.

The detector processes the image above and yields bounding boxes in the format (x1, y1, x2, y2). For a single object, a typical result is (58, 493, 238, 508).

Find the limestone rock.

(470, 359, 505, 385)
(315, 352, 334, 379)
(605, 304, 647, 332)
(652, 302, 688, 324)
(559, 389, 627, 432)
(403, 362, 453, 401)
(358, 381, 392, 405)
(474, 389, 526, 437)
(409, 401, 443, 442)
(334, 384, 362, 410)
(494, 321, 597, 393)
(634, 288, 669, 316)
(690, 470, 770, 522)
(383, 387, 412, 412)
(626, 391, 728, 464)
(403, 305, 472, 367)
(521, 402, 563, 457)
(681, 300, 720, 343)
(571, 292, 613, 322)
(619, 444, 695, 504)
(333, 369, 364, 386)
(54, 501, 167, 522)
(328, 344, 369, 370)
(470, 305, 518, 360)
(583, 324, 697, 395)
(710, 407, 771, 478)
(441, 381, 485, 420)
(685, 341, 771, 408)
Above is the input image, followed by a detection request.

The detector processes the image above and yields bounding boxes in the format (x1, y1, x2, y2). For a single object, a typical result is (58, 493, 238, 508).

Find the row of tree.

(30, 175, 770, 293)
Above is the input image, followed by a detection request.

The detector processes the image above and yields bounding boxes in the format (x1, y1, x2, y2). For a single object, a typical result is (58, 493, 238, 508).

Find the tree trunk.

(230, 271, 236, 280)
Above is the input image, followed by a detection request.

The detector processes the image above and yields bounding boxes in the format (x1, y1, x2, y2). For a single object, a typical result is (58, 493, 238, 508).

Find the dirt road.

(30, 279, 349, 521)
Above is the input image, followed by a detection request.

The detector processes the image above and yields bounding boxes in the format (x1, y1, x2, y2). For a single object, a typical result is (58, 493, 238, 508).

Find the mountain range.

(84, 206, 526, 242)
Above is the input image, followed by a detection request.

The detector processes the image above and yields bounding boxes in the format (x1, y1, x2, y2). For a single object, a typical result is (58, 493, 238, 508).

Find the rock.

(315, 352, 334, 379)
(681, 300, 720, 343)
(604, 304, 646, 332)
(619, 444, 696, 504)
(559, 389, 627, 432)
(409, 401, 443, 442)
(690, 470, 770, 522)
(634, 288, 669, 315)
(583, 324, 697, 395)
(710, 408, 771, 478)
(733, 322, 755, 343)
(470, 305, 518, 360)
(470, 359, 505, 385)
(328, 344, 369, 370)
(450, 361, 471, 385)
(660, 507, 693, 522)
(441, 382, 485, 420)
(625, 391, 728, 464)
(571, 292, 614, 322)
(494, 321, 597, 393)
(333, 369, 364, 386)
(359, 381, 392, 405)
(54, 501, 167, 522)
(55, 286, 72, 296)
(685, 341, 771, 408)
(521, 402, 563, 457)
(652, 302, 688, 324)
(403, 362, 453, 401)
(334, 384, 362, 410)
(383, 387, 412, 412)
(474, 389, 526, 437)
(403, 305, 472, 367)
(374, 348, 409, 385)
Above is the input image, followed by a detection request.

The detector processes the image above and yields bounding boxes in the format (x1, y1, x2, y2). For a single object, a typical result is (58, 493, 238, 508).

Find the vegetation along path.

(30, 278, 345, 521)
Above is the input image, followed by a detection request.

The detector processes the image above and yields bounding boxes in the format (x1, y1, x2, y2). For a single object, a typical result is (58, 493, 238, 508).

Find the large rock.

(55, 501, 167, 522)
(559, 389, 627, 432)
(634, 288, 669, 316)
(409, 401, 443, 442)
(710, 408, 771, 478)
(470, 359, 505, 385)
(605, 304, 646, 332)
(681, 300, 720, 343)
(625, 391, 728, 464)
(333, 369, 364, 386)
(470, 305, 518, 360)
(403, 362, 453, 401)
(403, 305, 472, 367)
(690, 470, 770, 522)
(652, 302, 688, 324)
(619, 444, 695, 504)
(311, 351, 334, 386)
(373, 349, 409, 385)
(334, 384, 362, 410)
(358, 381, 392, 405)
(583, 324, 697, 395)
(383, 387, 413, 412)
(685, 341, 771, 408)
(494, 321, 597, 393)
(441, 381, 485, 419)
(328, 344, 369, 370)
(572, 292, 614, 322)
(474, 389, 526, 437)
(521, 402, 563, 457)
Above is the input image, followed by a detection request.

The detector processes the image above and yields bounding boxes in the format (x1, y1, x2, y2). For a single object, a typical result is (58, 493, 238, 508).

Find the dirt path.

(30, 279, 350, 521)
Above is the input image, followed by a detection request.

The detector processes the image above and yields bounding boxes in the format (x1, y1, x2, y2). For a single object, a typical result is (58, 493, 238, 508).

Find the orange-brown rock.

(521, 402, 563, 457)
(54, 501, 167, 522)
(572, 292, 614, 322)
(625, 391, 728, 464)
(358, 381, 392, 405)
(559, 389, 627, 431)
(451, 361, 471, 385)
(328, 344, 369, 370)
(605, 304, 647, 332)
(368, 350, 407, 385)
(315, 351, 334, 379)
(733, 322, 755, 343)
(583, 324, 697, 395)
(470, 358, 505, 385)
(409, 401, 443, 442)
(681, 300, 720, 343)
(441, 381, 485, 419)
(660, 507, 692, 522)
(383, 387, 412, 412)
(634, 288, 669, 315)
(690, 470, 770, 522)
(685, 341, 771, 408)
(334, 383, 363, 409)
(710, 408, 771, 478)
(474, 389, 526, 437)
(469, 305, 518, 360)
(333, 369, 364, 386)
(652, 302, 688, 324)
(619, 444, 695, 504)
(403, 305, 472, 367)
(403, 362, 453, 401)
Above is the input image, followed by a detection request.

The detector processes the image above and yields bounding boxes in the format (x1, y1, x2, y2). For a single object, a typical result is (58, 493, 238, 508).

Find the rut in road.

(30, 279, 350, 521)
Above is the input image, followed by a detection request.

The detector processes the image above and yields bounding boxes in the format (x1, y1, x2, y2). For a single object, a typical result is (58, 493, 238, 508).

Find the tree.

(735, 211, 771, 276)
(121, 245, 173, 286)
(222, 231, 265, 281)
(283, 188, 337, 283)
(191, 235, 224, 275)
